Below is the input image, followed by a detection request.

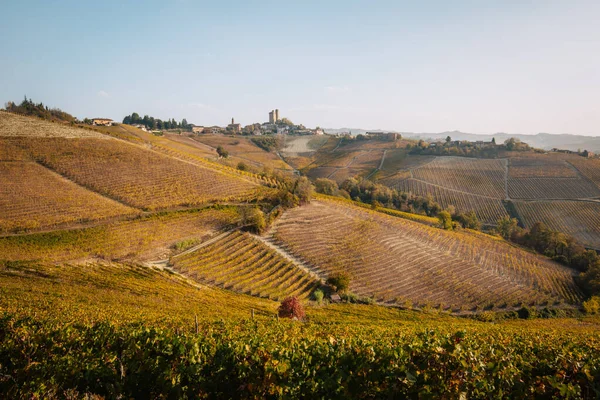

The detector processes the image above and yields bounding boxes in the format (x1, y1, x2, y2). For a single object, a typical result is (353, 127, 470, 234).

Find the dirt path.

(331, 137, 343, 153)
(378, 149, 387, 170)
(504, 158, 510, 200)
(252, 233, 326, 283)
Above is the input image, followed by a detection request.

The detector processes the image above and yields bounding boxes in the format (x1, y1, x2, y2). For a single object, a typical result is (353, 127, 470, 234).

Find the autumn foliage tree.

(278, 297, 305, 320)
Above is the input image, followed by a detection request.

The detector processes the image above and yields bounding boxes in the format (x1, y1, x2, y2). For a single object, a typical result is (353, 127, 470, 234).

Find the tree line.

(314, 177, 480, 229)
(122, 112, 192, 131)
(4, 96, 76, 123)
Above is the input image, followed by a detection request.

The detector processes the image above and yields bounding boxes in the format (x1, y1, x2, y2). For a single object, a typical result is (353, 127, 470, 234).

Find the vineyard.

(5, 137, 262, 210)
(569, 157, 600, 189)
(395, 179, 508, 225)
(1, 267, 599, 398)
(507, 177, 600, 199)
(411, 157, 506, 198)
(514, 200, 600, 249)
(0, 206, 239, 263)
(269, 200, 582, 309)
(171, 231, 319, 301)
(0, 161, 138, 233)
(508, 157, 579, 178)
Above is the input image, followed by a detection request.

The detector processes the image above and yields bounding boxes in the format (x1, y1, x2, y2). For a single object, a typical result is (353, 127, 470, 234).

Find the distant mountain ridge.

(324, 128, 600, 152)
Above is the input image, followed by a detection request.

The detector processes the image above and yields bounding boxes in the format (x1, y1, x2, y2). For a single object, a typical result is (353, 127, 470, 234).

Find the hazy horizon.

(1, 0, 599, 136)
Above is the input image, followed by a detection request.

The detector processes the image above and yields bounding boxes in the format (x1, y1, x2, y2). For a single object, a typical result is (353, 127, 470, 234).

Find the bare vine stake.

(251, 309, 255, 319)
(195, 314, 199, 334)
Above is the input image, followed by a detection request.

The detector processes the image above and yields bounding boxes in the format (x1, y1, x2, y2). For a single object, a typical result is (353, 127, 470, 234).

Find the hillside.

(1, 112, 599, 399)
(325, 127, 600, 153)
(306, 136, 600, 248)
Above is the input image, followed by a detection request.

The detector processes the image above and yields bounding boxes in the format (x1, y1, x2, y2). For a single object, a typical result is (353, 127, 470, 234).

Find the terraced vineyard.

(6, 137, 262, 210)
(411, 157, 506, 198)
(0, 207, 239, 262)
(514, 200, 600, 249)
(269, 200, 581, 309)
(0, 161, 138, 233)
(172, 231, 319, 301)
(396, 178, 508, 225)
(507, 177, 600, 199)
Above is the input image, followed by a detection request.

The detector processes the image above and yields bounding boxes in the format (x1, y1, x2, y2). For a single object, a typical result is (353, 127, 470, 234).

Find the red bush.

(278, 297, 305, 320)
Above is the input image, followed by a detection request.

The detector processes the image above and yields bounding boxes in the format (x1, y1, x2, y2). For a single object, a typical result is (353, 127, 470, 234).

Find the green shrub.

(583, 296, 600, 314)
(312, 289, 324, 304)
(326, 272, 350, 293)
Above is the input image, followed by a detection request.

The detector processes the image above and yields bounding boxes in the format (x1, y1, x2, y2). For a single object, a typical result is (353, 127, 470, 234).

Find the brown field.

(569, 157, 600, 188)
(350, 149, 385, 169)
(192, 134, 292, 170)
(320, 151, 366, 168)
(377, 170, 412, 187)
(411, 157, 506, 198)
(282, 135, 330, 154)
(306, 167, 342, 180)
(0, 111, 107, 138)
(269, 199, 581, 309)
(283, 155, 313, 170)
(172, 231, 319, 301)
(335, 138, 410, 152)
(0, 161, 138, 233)
(5, 137, 261, 210)
(514, 200, 600, 249)
(507, 177, 600, 199)
(328, 168, 367, 184)
(0, 207, 240, 263)
(396, 178, 509, 225)
(379, 151, 435, 172)
(509, 157, 578, 178)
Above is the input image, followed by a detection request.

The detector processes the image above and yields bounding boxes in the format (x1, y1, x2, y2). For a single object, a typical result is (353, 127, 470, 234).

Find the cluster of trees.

(4, 97, 75, 122)
(122, 112, 192, 131)
(272, 176, 314, 209)
(497, 217, 600, 297)
(315, 178, 480, 229)
(251, 136, 282, 152)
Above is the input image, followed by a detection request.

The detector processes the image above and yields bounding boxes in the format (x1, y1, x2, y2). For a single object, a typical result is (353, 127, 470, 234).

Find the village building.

(92, 118, 113, 126)
(227, 118, 241, 133)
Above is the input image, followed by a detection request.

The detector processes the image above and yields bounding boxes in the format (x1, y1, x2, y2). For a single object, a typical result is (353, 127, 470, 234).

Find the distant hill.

(324, 128, 600, 152)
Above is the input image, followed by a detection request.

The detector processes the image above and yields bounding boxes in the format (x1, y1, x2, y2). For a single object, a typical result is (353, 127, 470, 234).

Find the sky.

(1, 0, 599, 135)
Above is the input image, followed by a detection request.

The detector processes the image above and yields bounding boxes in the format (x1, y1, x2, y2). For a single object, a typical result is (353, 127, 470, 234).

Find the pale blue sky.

(1, 1, 599, 135)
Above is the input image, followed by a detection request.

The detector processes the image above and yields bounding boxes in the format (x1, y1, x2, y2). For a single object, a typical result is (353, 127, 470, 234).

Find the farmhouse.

(204, 126, 223, 134)
(366, 131, 398, 141)
(191, 125, 205, 134)
(92, 118, 113, 126)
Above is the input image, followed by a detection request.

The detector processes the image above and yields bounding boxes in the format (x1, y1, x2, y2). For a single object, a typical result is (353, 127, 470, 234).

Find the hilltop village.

(113, 108, 324, 136)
